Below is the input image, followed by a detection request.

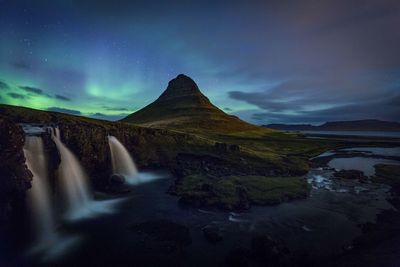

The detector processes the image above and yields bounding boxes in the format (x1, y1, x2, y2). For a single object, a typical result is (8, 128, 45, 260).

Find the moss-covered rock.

(172, 174, 309, 210)
(373, 164, 400, 191)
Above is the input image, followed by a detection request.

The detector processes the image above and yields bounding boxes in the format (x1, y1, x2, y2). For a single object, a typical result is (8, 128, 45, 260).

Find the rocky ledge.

(170, 174, 310, 210)
(0, 117, 32, 225)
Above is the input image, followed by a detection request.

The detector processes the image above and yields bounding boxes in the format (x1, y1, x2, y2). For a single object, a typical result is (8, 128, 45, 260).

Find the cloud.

(19, 86, 72, 101)
(1, 0, 399, 124)
(8, 92, 26, 99)
(0, 81, 10, 90)
(19, 86, 43, 95)
(102, 106, 131, 111)
(55, 94, 71, 101)
(47, 107, 81, 115)
(246, 92, 400, 125)
(229, 70, 400, 124)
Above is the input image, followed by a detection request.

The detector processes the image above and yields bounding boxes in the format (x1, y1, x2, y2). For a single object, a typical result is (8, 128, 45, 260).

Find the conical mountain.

(121, 74, 260, 132)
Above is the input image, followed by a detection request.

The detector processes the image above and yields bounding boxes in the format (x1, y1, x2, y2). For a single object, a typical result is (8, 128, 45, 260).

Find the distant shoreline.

(298, 131, 400, 144)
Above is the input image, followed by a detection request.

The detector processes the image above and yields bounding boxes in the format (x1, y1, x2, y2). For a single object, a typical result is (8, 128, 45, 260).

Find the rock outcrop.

(0, 117, 32, 224)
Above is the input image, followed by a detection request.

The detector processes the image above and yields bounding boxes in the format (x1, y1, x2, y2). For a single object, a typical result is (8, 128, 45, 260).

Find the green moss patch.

(173, 175, 309, 210)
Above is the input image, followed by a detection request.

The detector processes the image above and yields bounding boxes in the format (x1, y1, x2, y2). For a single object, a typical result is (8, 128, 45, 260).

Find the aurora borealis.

(0, 0, 399, 123)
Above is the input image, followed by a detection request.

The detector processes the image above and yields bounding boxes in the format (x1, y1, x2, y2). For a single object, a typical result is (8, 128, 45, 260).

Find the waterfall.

(24, 136, 57, 246)
(108, 136, 139, 184)
(51, 128, 92, 219)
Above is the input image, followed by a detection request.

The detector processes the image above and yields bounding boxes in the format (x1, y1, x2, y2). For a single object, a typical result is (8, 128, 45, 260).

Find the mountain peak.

(157, 74, 201, 102)
(122, 74, 260, 133)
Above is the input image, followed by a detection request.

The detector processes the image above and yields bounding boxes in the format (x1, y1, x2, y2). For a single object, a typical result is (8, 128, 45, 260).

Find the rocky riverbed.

(1, 145, 398, 267)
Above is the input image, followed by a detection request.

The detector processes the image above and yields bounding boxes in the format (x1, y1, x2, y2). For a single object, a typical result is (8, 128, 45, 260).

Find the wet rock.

(130, 219, 192, 248)
(201, 183, 213, 192)
(214, 142, 228, 153)
(109, 174, 126, 185)
(251, 234, 289, 263)
(0, 117, 32, 224)
(225, 235, 291, 267)
(229, 144, 240, 152)
(334, 169, 367, 181)
(225, 247, 251, 267)
(202, 225, 223, 243)
(236, 186, 250, 210)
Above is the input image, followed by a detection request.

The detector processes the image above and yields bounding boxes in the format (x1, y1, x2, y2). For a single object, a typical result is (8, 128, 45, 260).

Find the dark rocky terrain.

(0, 117, 32, 225)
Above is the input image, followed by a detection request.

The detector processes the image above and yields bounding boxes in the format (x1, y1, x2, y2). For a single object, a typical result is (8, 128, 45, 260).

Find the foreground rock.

(333, 169, 368, 181)
(225, 234, 291, 267)
(128, 220, 191, 266)
(373, 164, 400, 193)
(130, 219, 192, 249)
(326, 164, 400, 267)
(109, 174, 126, 185)
(202, 225, 223, 243)
(0, 117, 32, 224)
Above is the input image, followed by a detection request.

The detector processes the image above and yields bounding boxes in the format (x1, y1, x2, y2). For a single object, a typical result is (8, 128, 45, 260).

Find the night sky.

(0, 0, 399, 124)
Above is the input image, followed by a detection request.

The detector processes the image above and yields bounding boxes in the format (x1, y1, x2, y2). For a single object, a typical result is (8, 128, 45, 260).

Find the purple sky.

(0, 0, 399, 124)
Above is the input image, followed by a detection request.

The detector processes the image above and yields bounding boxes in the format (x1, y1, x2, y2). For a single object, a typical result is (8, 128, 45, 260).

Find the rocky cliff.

(0, 117, 32, 225)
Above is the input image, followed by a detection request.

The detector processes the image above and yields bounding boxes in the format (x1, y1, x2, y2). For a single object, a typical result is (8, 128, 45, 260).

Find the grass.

(373, 164, 400, 189)
(173, 174, 310, 210)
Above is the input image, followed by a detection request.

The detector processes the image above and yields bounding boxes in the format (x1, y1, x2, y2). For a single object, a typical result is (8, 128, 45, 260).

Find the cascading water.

(24, 136, 57, 246)
(108, 136, 139, 184)
(51, 128, 92, 219)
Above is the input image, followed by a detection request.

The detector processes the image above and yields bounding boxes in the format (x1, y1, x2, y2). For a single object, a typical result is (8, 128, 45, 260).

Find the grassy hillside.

(121, 74, 339, 167)
(0, 102, 343, 210)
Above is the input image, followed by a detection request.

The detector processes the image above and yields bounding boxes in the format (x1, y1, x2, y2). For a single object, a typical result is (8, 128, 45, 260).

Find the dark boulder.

(236, 186, 250, 210)
(109, 174, 126, 185)
(225, 247, 251, 267)
(334, 169, 367, 180)
(229, 144, 240, 152)
(0, 117, 32, 224)
(214, 142, 228, 153)
(201, 183, 213, 192)
(202, 225, 223, 243)
(251, 234, 289, 263)
(130, 219, 192, 248)
(225, 235, 291, 267)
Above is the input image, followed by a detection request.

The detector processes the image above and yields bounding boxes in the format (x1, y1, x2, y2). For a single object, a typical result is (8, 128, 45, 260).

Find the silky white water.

(24, 136, 57, 245)
(108, 136, 139, 184)
(51, 128, 92, 219)
(50, 128, 124, 221)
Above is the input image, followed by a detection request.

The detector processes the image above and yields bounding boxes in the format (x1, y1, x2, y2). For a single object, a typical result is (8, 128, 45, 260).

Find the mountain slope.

(122, 74, 260, 133)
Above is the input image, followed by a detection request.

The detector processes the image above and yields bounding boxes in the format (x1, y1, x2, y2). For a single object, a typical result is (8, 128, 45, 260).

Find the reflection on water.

(340, 146, 400, 157)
